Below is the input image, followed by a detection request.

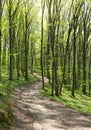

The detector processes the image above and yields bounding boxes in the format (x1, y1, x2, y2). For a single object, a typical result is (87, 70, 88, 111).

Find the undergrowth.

(0, 68, 39, 129)
(41, 84, 91, 115)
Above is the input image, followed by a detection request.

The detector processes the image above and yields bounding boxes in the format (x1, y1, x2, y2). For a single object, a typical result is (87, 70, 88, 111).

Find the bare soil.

(10, 76, 91, 130)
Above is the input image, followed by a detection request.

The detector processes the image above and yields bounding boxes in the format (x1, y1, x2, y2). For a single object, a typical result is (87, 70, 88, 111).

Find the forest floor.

(9, 76, 91, 130)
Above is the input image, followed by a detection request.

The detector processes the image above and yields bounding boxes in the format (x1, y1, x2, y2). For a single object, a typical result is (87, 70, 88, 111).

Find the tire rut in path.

(10, 81, 91, 130)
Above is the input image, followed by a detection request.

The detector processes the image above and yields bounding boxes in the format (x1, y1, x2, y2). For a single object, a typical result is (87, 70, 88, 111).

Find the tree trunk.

(72, 19, 76, 97)
(41, 0, 45, 89)
(88, 47, 91, 95)
(9, 0, 13, 80)
(82, 11, 87, 95)
(0, 0, 2, 79)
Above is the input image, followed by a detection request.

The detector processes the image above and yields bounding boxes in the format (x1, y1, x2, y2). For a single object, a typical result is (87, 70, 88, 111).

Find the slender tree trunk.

(0, 0, 2, 79)
(89, 46, 91, 95)
(67, 48, 71, 90)
(9, 0, 13, 80)
(41, 0, 45, 89)
(16, 37, 20, 80)
(51, 55, 55, 96)
(72, 19, 76, 97)
(46, 0, 52, 84)
(30, 41, 34, 74)
(24, 31, 29, 81)
(82, 16, 86, 94)
(55, 23, 60, 96)
(2, 36, 7, 66)
(24, 8, 30, 81)
(77, 32, 82, 88)
(46, 32, 51, 84)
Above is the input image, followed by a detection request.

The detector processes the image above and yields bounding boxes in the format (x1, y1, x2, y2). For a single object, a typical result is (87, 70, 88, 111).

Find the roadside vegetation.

(41, 84, 91, 115)
(0, 67, 39, 129)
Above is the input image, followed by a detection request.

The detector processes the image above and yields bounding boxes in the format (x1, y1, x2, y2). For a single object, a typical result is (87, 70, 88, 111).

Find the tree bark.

(41, 0, 45, 89)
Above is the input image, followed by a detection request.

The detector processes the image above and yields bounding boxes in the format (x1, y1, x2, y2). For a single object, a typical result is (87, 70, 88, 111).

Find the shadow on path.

(10, 79, 91, 130)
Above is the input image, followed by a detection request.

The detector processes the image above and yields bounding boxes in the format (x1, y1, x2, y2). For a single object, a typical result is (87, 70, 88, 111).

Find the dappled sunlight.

(10, 80, 91, 130)
(1, 0, 91, 129)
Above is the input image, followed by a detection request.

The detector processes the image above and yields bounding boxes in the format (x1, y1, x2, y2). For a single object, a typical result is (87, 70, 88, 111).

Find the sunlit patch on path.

(10, 79, 91, 130)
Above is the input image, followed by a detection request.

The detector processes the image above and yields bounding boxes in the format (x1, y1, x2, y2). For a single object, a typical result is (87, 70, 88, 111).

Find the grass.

(41, 84, 91, 115)
(0, 69, 39, 129)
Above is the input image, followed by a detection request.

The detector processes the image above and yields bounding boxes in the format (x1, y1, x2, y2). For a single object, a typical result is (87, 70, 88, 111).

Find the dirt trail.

(10, 76, 91, 130)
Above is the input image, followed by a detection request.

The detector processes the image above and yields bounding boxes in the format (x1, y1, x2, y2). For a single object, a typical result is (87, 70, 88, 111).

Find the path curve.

(10, 77, 91, 130)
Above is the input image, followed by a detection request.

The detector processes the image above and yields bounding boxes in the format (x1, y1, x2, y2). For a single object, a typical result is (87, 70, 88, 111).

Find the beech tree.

(41, 0, 45, 89)
(0, 0, 4, 79)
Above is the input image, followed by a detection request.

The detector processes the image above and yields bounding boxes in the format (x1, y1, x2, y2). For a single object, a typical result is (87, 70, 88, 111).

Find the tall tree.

(0, 0, 4, 79)
(0, 0, 2, 79)
(8, 0, 20, 80)
(41, 0, 45, 89)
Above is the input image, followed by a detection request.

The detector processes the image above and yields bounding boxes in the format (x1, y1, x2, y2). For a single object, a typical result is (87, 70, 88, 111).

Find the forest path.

(10, 76, 91, 130)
